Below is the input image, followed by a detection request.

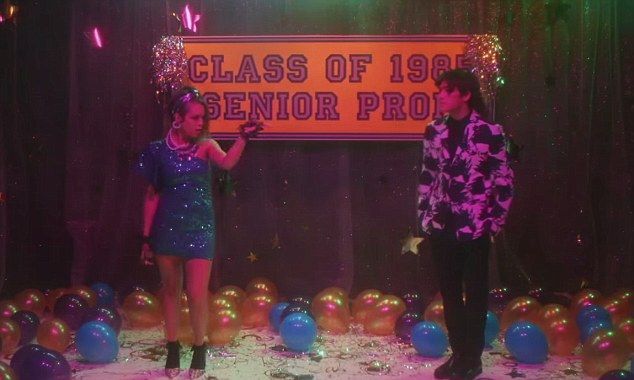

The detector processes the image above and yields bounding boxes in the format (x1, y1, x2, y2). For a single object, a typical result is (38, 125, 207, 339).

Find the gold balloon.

(311, 287, 351, 334)
(14, 288, 46, 316)
(122, 290, 163, 328)
(0, 301, 19, 319)
(543, 317, 579, 356)
(45, 288, 67, 312)
(537, 304, 571, 329)
(501, 296, 541, 331)
(0, 318, 20, 354)
(68, 285, 97, 308)
(610, 288, 633, 305)
(36, 318, 71, 353)
(0, 361, 17, 380)
(601, 296, 633, 324)
(177, 293, 193, 344)
(245, 277, 278, 297)
(424, 300, 446, 330)
(217, 285, 246, 306)
(209, 294, 237, 313)
(352, 289, 382, 324)
(208, 307, 242, 345)
(241, 292, 276, 328)
(616, 318, 634, 352)
(571, 288, 602, 316)
(364, 295, 406, 336)
(581, 329, 629, 377)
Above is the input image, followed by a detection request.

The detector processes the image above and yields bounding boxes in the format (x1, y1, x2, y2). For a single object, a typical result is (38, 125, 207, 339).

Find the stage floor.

(26, 324, 606, 380)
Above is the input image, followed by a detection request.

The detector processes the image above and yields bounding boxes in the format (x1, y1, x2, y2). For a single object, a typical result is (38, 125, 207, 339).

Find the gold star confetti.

(401, 232, 424, 255)
(246, 251, 258, 263)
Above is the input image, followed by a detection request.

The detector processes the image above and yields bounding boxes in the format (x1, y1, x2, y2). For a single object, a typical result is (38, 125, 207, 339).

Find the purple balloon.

(395, 311, 424, 342)
(401, 292, 424, 312)
(281, 304, 314, 322)
(11, 344, 71, 380)
(488, 287, 512, 313)
(11, 310, 40, 345)
(53, 294, 87, 330)
(83, 306, 122, 335)
(288, 296, 312, 308)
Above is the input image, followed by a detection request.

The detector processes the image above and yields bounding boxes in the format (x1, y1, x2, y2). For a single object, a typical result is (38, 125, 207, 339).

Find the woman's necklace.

(165, 128, 198, 159)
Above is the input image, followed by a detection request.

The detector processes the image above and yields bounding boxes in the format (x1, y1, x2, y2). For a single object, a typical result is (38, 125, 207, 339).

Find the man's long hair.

(435, 69, 488, 118)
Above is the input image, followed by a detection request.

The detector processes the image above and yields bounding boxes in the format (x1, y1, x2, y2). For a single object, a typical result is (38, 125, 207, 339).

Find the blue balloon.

(10, 344, 71, 380)
(577, 305, 611, 331)
(599, 369, 634, 380)
(269, 302, 290, 332)
(83, 306, 122, 335)
(504, 321, 548, 364)
(484, 311, 500, 347)
(280, 312, 317, 352)
(411, 321, 448, 358)
(90, 282, 115, 306)
(581, 319, 613, 343)
(76, 321, 119, 363)
(11, 310, 40, 345)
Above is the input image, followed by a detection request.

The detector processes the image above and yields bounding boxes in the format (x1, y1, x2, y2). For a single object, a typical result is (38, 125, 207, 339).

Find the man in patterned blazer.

(417, 69, 514, 380)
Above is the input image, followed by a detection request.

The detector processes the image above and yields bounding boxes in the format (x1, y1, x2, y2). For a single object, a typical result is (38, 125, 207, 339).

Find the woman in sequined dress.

(136, 87, 261, 379)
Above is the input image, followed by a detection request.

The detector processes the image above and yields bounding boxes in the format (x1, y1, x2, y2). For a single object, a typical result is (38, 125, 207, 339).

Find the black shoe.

(165, 341, 181, 379)
(189, 343, 207, 379)
(449, 357, 482, 380)
(434, 354, 459, 379)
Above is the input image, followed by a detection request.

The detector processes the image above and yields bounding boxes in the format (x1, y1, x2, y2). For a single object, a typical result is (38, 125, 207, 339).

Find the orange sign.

(184, 35, 469, 140)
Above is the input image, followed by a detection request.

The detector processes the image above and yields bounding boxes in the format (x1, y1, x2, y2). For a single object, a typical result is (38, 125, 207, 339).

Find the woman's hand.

(140, 242, 155, 266)
(239, 119, 265, 139)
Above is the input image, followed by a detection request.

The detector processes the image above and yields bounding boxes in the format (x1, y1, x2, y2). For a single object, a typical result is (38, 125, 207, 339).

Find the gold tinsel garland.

(151, 35, 188, 100)
(465, 34, 504, 103)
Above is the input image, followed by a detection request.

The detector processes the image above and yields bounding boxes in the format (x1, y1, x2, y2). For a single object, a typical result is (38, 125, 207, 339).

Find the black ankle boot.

(434, 354, 459, 379)
(165, 341, 181, 378)
(189, 343, 207, 379)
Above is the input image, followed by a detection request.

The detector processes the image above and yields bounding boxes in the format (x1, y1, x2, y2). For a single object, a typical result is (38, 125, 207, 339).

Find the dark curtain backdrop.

(1, 0, 632, 300)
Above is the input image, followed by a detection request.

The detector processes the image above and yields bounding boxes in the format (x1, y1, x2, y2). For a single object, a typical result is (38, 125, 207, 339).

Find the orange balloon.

(616, 318, 634, 352)
(209, 294, 237, 313)
(537, 304, 571, 329)
(122, 290, 163, 328)
(36, 318, 71, 353)
(0, 301, 19, 319)
(0, 361, 16, 380)
(0, 318, 21, 354)
(610, 288, 633, 305)
(601, 297, 633, 324)
(352, 289, 382, 324)
(312, 288, 351, 334)
(581, 329, 629, 377)
(241, 292, 276, 328)
(14, 288, 46, 316)
(571, 288, 602, 316)
(364, 295, 406, 336)
(501, 296, 541, 331)
(209, 308, 242, 345)
(68, 285, 97, 308)
(424, 300, 446, 330)
(543, 317, 579, 356)
(45, 288, 68, 312)
(245, 277, 278, 297)
(217, 285, 246, 306)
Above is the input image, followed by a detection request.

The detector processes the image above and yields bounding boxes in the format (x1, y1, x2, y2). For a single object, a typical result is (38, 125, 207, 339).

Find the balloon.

(53, 294, 87, 330)
(288, 296, 312, 308)
(395, 311, 423, 342)
(488, 287, 512, 315)
(537, 304, 571, 329)
(501, 296, 541, 331)
(528, 287, 547, 303)
(76, 321, 119, 363)
(484, 311, 500, 346)
(364, 295, 406, 336)
(11, 310, 39, 345)
(208, 294, 237, 313)
(177, 293, 192, 343)
(0, 318, 21, 354)
(609, 288, 633, 307)
(312, 288, 351, 334)
(10, 344, 70, 380)
(352, 289, 382, 324)
(401, 291, 424, 312)
(411, 321, 448, 358)
(0, 301, 19, 319)
(581, 319, 613, 343)
(582, 329, 629, 377)
(599, 370, 634, 380)
(208, 308, 242, 346)
(0, 361, 16, 380)
(423, 300, 446, 330)
(280, 312, 317, 352)
(281, 304, 313, 322)
(90, 282, 115, 307)
(117, 284, 146, 305)
(245, 277, 278, 297)
(68, 285, 97, 308)
(601, 297, 633, 324)
(504, 321, 548, 364)
(577, 304, 612, 331)
(44, 288, 67, 312)
(241, 292, 276, 328)
(543, 317, 579, 356)
(571, 288, 602, 316)
(269, 302, 290, 332)
(83, 306, 122, 335)
(122, 290, 162, 328)
(217, 285, 246, 306)
(36, 318, 71, 353)
(616, 318, 634, 352)
(14, 289, 46, 317)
